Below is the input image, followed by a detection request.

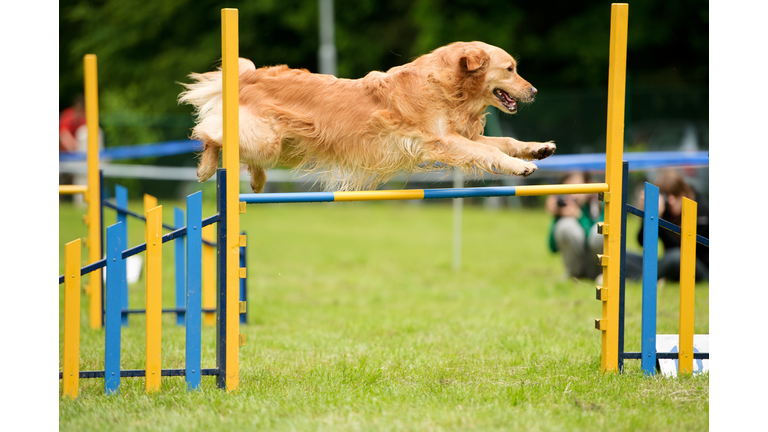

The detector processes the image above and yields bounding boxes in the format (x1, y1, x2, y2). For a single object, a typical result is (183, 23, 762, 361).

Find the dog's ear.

(459, 47, 489, 73)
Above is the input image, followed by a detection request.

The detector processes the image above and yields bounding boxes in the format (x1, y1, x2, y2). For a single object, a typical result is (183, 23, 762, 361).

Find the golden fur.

(179, 41, 555, 192)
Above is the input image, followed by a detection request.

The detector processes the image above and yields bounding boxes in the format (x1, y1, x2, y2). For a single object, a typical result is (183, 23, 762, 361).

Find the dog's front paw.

(532, 141, 556, 160)
(507, 159, 538, 177)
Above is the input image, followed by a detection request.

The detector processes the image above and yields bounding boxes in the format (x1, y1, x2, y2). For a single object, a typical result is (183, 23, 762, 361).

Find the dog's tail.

(178, 58, 256, 122)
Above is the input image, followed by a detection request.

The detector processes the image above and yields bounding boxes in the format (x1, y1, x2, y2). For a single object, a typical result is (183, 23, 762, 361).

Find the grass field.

(58, 196, 708, 431)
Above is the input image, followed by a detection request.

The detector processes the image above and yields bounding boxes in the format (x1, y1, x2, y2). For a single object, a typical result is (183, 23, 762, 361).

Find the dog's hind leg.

(239, 108, 286, 193)
(247, 164, 268, 193)
(197, 140, 221, 182)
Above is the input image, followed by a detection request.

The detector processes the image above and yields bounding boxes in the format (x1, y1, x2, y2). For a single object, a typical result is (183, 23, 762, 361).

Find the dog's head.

(435, 42, 537, 114)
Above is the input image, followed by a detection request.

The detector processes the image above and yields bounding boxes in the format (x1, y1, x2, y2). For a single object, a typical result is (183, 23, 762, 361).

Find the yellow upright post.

(62, 239, 82, 399)
(597, 3, 629, 373)
(144, 194, 158, 216)
(678, 198, 697, 374)
(145, 206, 163, 392)
(84, 54, 102, 329)
(202, 225, 216, 327)
(221, 8, 241, 392)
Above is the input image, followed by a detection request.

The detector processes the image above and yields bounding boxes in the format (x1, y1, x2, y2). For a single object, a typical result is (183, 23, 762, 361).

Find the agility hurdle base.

(61, 4, 707, 399)
(99, 186, 246, 327)
(615, 169, 710, 376)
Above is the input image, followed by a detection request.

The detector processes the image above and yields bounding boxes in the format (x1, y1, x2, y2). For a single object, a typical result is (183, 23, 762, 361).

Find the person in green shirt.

(545, 171, 605, 281)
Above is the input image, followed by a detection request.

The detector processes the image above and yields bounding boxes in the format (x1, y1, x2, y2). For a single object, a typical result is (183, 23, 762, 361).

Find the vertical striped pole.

(145, 206, 163, 392)
(678, 198, 697, 374)
(597, 3, 628, 373)
(641, 182, 660, 376)
(84, 54, 102, 329)
(115, 185, 129, 326)
(203, 225, 216, 326)
(62, 239, 82, 399)
(239, 233, 247, 324)
(175, 207, 186, 326)
(186, 192, 203, 390)
(221, 7, 241, 392)
(105, 223, 125, 394)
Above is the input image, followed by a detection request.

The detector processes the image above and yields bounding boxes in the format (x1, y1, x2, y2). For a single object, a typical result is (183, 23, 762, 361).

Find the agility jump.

(60, 10, 244, 397)
(59, 4, 708, 399)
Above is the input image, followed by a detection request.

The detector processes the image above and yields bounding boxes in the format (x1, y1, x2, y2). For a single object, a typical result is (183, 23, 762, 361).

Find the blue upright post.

(100, 170, 106, 327)
(175, 207, 186, 326)
(641, 182, 660, 376)
(105, 222, 125, 394)
(239, 231, 247, 324)
(618, 161, 628, 372)
(216, 168, 228, 390)
(185, 192, 203, 390)
(115, 185, 129, 326)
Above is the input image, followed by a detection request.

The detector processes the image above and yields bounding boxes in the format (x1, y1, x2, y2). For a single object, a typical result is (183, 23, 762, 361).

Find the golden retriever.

(179, 41, 555, 192)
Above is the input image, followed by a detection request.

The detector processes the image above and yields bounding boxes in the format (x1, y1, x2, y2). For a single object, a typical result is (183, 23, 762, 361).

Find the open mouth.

(493, 88, 517, 112)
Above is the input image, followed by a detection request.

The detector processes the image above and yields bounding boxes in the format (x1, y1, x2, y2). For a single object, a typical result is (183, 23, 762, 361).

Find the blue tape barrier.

(59, 138, 708, 173)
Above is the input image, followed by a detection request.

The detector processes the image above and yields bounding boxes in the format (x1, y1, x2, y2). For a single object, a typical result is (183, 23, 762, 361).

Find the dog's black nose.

(530, 87, 538, 96)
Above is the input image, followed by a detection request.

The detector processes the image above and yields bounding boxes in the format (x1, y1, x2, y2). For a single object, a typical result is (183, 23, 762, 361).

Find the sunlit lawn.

(59, 195, 708, 431)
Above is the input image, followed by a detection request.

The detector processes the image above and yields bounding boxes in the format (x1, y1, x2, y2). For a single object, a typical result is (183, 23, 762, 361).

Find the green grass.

(59, 198, 708, 431)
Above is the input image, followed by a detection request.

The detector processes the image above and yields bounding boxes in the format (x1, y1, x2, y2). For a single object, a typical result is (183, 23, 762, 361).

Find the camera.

(557, 196, 566, 208)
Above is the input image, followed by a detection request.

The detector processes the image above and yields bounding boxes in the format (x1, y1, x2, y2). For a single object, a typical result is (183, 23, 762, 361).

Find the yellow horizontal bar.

(334, 190, 425, 202)
(59, 185, 88, 195)
(514, 183, 609, 197)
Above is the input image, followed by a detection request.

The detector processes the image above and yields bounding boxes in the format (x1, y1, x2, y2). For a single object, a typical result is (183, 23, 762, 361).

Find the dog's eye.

(507, 67, 514, 72)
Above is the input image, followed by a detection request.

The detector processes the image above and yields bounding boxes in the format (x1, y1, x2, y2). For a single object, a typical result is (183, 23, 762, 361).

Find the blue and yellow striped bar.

(240, 183, 608, 204)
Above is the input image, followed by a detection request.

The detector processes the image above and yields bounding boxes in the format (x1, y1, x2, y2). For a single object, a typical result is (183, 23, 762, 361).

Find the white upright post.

(318, 0, 337, 76)
(452, 171, 464, 272)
